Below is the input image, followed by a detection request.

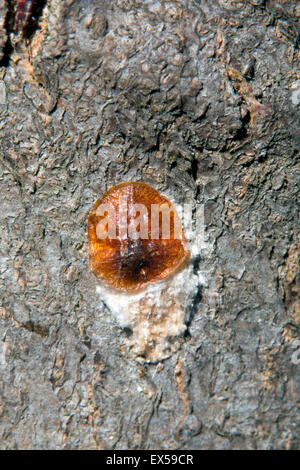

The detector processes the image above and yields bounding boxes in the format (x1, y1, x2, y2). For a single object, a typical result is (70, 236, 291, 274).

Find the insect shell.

(88, 181, 190, 292)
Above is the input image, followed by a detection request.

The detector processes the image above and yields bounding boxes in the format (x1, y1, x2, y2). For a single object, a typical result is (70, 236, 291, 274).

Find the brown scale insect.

(88, 182, 190, 292)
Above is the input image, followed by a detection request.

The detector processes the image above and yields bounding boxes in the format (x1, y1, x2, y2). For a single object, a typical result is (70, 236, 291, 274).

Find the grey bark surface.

(0, 0, 299, 449)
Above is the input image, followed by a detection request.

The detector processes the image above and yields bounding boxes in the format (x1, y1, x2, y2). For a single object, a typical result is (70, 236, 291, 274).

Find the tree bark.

(0, 0, 299, 449)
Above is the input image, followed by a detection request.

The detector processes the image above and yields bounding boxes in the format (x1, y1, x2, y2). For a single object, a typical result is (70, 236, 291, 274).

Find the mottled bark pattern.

(0, 0, 299, 450)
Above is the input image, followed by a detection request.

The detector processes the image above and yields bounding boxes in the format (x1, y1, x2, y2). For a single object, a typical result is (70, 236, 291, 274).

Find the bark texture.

(0, 0, 299, 449)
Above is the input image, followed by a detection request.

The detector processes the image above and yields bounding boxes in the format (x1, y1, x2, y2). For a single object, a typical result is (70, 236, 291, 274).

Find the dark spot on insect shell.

(118, 240, 151, 282)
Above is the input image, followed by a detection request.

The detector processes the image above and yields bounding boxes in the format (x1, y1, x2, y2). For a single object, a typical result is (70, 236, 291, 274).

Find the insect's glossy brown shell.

(87, 182, 190, 291)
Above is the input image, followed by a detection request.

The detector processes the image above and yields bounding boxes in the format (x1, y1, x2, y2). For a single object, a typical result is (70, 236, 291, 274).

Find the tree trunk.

(0, 0, 299, 449)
